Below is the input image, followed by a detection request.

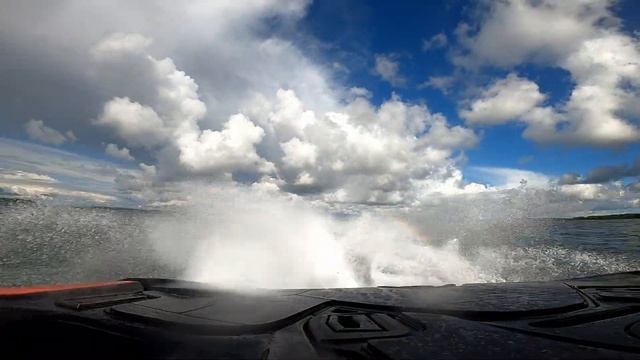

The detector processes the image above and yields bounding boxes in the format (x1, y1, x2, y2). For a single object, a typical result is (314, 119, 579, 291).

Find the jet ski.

(1, 272, 640, 359)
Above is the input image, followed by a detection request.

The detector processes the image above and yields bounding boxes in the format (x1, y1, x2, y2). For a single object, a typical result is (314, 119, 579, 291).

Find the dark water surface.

(0, 202, 182, 286)
(0, 201, 638, 287)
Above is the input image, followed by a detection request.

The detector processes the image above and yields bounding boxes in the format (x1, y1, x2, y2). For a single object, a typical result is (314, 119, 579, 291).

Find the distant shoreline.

(2, 196, 640, 219)
(568, 213, 640, 220)
(0, 197, 153, 212)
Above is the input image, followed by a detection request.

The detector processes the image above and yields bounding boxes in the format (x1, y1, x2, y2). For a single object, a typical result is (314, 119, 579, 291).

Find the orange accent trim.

(0, 280, 137, 297)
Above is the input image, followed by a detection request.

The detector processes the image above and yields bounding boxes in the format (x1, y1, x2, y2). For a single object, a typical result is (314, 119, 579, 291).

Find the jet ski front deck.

(1, 272, 640, 359)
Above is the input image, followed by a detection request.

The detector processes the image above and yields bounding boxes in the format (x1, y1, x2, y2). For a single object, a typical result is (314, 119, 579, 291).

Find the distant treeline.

(0, 197, 157, 212)
(0, 197, 34, 206)
(570, 213, 640, 220)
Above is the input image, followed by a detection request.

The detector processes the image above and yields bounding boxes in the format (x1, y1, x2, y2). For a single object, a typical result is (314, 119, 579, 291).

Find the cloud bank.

(457, 0, 640, 147)
(0, 0, 638, 215)
(91, 33, 479, 204)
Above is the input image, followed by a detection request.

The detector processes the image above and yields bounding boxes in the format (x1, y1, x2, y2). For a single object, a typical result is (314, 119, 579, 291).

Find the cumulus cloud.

(422, 32, 448, 51)
(460, 73, 546, 125)
(24, 119, 76, 146)
(456, 0, 640, 146)
(96, 98, 168, 148)
(80, 30, 482, 204)
(0, 0, 336, 149)
(558, 183, 620, 201)
(2, 0, 635, 214)
(419, 116, 478, 149)
(454, 1, 609, 67)
(105, 143, 134, 161)
(178, 114, 274, 175)
(280, 137, 318, 168)
(0, 1, 489, 207)
(260, 90, 482, 203)
(90, 32, 277, 180)
(250, 91, 480, 203)
(374, 54, 406, 86)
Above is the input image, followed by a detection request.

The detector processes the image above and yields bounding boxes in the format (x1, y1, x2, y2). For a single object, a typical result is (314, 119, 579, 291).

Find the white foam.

(147, 186, 494, 288)
(145, 185, 638, 289)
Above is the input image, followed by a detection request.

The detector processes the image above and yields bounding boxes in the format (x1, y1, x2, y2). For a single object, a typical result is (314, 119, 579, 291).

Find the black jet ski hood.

(1, 272, 640, 359)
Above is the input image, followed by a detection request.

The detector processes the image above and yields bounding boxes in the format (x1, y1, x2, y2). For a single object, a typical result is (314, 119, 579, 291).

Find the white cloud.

(0, 169, 57, 183)
(86, 33, 484, 205)
(462, 165, 638, 212)
(12, 125, 630, 213)
(456, 0, 640, 146)
(257, 91, 480, 203)
(0, 1, 488, 207)
(280, 137, 317, 168)
(92, 33, 275, 177)
(0, 182, 117, 203)
(559, 183, 611, 201)
(419, 76, 455, 94)
(0, 139, 118, 186)
(65, 131, 77, 142)
(412, 168, 489, 197)
(422, 32, 448, 51)
(73, 45, 474, 204)
(90, 32, 153, 60)
(24, 119, 75, 146)
(374, 54, 406, 87)
(348, 87, 372, 99)
(0, 139, 129, 204)
(460, 73, 546, 125)
(96, 97, 167, 147)
(470, 166, 551, 189)
(454, 0, 611, 67)
(419, 116, 478, 149)
(0, 0, 338, 149)
(178, 114, 274, 174)
(6, 0, 635, 213)
(262, 88, 317, 140)
(105, 143, 134, 161)
(96, 98, 168, 148)
(1, 0, 637, 233)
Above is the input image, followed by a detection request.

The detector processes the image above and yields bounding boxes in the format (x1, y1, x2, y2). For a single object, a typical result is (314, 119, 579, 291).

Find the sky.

(0, 0, 639, 215)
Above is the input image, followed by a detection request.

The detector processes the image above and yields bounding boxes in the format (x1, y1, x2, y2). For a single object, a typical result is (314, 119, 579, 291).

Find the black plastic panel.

(1, 272, 640, 359)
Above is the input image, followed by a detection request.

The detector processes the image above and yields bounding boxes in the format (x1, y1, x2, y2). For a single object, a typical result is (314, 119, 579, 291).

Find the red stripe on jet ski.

(0, 280, 138, 297)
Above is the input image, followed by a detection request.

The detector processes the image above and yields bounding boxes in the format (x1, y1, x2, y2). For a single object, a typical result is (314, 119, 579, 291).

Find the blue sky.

(297, 0, 640, 181)
(0, 0, 639, 214)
